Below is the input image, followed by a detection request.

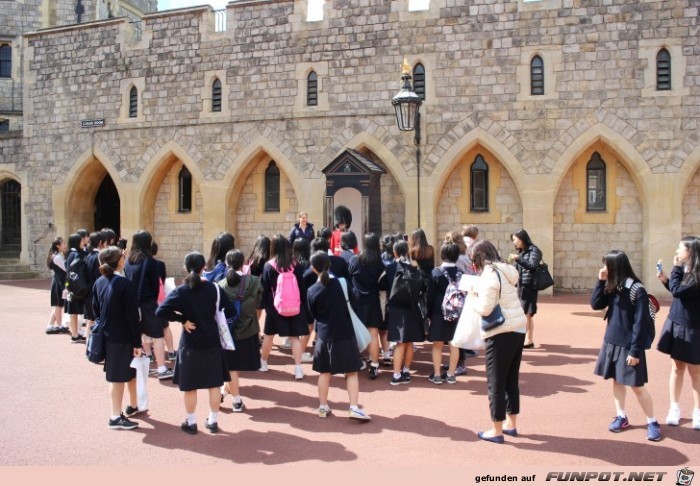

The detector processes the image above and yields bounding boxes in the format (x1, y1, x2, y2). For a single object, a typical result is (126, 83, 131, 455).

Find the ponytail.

(309, 251, 331, 287)
(185, 270, 201, 290)
(98, 246, 122, 277)
(46, 237, 63, 270)
(225, 249, 244, 287)
(183, 251, 206, 289)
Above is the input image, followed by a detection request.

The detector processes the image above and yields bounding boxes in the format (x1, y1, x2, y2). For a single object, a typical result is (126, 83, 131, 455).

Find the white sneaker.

(665, 408, 681, 426)
(294, 366, 304, 380)
(348, 408, 371, 421)
(693, 411, 700, 430)
(301, 352, 313, 363)
(280, 338, 292, 349)
(259, 360, 269, 372)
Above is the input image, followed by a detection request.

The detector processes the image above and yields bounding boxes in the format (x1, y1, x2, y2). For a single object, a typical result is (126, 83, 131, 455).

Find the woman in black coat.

(288, 211, 315, 246)
(156, 251, 235, 435)
(509, 229, 542, 349)
(92, 246, 142, 430)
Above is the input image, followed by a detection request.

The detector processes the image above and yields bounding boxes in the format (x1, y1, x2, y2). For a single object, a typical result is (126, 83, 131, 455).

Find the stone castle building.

(0, 0, 699, 293)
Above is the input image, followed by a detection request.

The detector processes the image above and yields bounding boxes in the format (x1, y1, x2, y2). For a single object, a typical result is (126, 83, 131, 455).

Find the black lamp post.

(392, 58, 423, 228)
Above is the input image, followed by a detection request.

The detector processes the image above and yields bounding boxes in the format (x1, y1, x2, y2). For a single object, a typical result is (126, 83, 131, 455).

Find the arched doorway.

(94, 175, 120, 235)
(0, 179, 21, 258)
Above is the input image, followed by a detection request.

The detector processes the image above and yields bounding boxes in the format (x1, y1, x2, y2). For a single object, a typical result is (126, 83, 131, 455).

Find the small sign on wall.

(80, 119, 105, 128)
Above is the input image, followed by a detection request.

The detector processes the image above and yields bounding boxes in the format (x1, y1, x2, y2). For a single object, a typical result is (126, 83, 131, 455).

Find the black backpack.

(389, 263, 422, 307)
(65, 256, 90, 300)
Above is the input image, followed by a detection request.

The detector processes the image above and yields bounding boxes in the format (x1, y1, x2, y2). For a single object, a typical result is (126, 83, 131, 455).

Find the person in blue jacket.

(288, 211, 315, 246)
(656, 236, 700, 430)
(590, 250, 661, 441)
(156, 251, 236, 435)
(203, 232, 235, 283)
(92, 246, 142, 430)
(307, 251, 370, 421)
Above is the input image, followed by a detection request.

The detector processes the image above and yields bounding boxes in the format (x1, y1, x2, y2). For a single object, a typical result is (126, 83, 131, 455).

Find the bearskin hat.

(334, 205, 352, 228)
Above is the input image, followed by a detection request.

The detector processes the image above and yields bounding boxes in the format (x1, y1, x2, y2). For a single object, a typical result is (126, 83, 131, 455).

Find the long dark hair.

(602, 250, 640, 294)
(98, 246, 122, 278)
(184, 251, 206, 289)
(128, 230, 152, 264)
(409, 228, 434, 261)
(381, 234, 394, 256)
(340, 231, 357, 251)
(247, 235, 271, 275)
(310, 250, 330, 286)
(47, 236, 64, 269)
(68, 233, 82, 252)
(225, 249, 245, 288)
(470, 240, 502, 272)
(359, 233, 381, 266)
(511, 228, 534, 253)
(206, 232, 235, 271)
(292, 237, 311, 267)
(270, 234, 293, 271)
(680, 236, 700, 288)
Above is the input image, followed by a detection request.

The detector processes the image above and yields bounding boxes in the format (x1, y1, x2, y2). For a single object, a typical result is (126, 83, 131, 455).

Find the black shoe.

(45, 327, 60, 335)
(181, 421, 198, 435)
(368, 365, 379, 380)
(70, 336, 83, 344)
(108, 414, 138, 430)
(123, 405, 147, 417)
(523, 343, 535, 349)
(390, 374, 410, 386)
(59, 326, 71, 334)
(462, 349, 478, 357)
(402, 371, 411, 383)
(205, 421, 219, 433)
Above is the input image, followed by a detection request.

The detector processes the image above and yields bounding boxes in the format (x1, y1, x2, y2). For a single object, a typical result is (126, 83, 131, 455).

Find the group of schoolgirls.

(590, 236, 700, 443)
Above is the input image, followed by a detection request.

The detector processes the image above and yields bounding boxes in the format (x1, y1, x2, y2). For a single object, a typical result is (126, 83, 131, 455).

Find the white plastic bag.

(215, 286, 235, 351)
(451, 295, 485, 350)
(130, 355, 150, 411)
(338, 278, 371, 352)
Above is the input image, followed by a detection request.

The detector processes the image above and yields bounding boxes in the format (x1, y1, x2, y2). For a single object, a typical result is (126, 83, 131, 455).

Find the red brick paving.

(0, 280, 697, 466)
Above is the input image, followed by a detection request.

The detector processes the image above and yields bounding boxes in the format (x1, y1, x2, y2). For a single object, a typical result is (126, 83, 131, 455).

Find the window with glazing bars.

(656, 48, 671, 91)
(265, 161, 280, 212)
(586, 152, 606, 212)
(530, 55, 544, 95)
(0, 44, 11, 78)
(129, 87, 138, 118)
(413, 63, 425, 100)
(178, 167, 192, 213)
(212, 79, 222, 112)
(470, 155, 489, 212)
(307, 71, 318, 106)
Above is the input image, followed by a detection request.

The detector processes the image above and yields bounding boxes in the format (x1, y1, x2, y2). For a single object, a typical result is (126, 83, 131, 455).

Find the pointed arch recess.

(548, 123, 653, 205)
(57, 147, 123, 234)
(138, 141, 207, 231)
(430, 126, 526, 214)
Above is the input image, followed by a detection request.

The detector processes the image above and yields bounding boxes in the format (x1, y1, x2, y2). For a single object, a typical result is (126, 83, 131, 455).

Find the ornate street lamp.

(392, 57, 423, 227)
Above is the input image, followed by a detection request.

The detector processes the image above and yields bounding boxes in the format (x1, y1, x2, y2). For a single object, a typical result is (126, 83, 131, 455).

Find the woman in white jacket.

(466, 240, 527, 444)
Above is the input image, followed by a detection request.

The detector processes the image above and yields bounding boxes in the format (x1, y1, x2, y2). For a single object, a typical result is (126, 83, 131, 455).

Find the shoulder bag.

(215, 285, 236, 351)
(481, 268, 506, 331)
(338, 277, 371, 352)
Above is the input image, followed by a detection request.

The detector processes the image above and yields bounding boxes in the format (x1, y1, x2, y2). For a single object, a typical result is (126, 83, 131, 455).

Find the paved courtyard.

(0, 279, 697, 467)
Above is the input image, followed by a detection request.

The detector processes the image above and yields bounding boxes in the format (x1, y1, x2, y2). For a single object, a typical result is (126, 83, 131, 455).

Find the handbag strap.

(491, 265, 502, 300)
(338, 277, 350, 303)
(215, 283, 221, 313)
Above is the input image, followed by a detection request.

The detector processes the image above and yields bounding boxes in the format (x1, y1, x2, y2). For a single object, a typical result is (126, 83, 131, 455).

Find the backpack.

(441, 269, 465, 322)
(628, 281, 660, 350)
(270, 261, 300, 317)
(65, 255, 90, 300)
(389, 263, 422, 307)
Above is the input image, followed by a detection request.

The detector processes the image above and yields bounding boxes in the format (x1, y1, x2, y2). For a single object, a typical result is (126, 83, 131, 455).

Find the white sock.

(616, 410, 626, 418)
(693, 408, 700, 416)
(186, 413, 196, 426)
(295, 364, 303, 372)
(208, 411, 218, 424)
(233, 396, 242, 404)
(349, 405, 360, 412)
(647, 417, 658, 424)
(669, 402, 681, 411)
(110, 415, 120, 421)
(157, 365, 167, 373)
(260, 359, 267, 365)
(319, 403, 329, 410)
(370, 362, 379, 368)
(393, 372, 402, 379)
(402, 366, 410, 374)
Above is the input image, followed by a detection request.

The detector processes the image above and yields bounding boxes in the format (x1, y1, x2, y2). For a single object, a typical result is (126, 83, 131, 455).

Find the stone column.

(521, 175, 555, 296)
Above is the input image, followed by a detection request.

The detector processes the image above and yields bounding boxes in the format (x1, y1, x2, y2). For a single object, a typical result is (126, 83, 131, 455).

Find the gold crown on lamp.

(401, 57, 411, 75)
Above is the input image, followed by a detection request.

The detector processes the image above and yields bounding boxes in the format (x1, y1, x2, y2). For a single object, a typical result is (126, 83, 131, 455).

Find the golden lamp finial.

(401, 57, 411, 75)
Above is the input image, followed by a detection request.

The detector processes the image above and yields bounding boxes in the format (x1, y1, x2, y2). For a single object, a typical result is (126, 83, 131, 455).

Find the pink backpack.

(269, 260, 301, 317)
